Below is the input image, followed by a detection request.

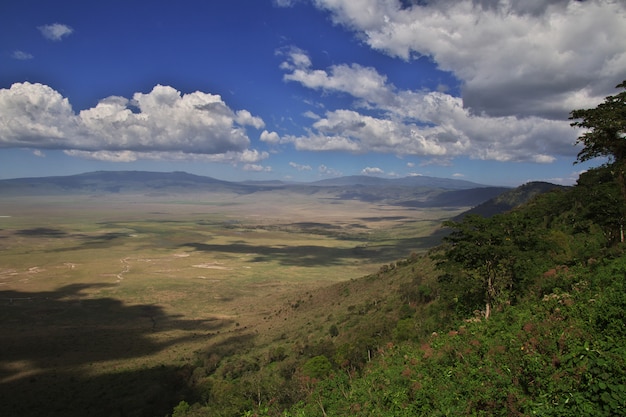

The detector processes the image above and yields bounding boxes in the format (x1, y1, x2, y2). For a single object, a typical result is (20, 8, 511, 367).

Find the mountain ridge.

(0, 170, 486, 189)
(455, 181, 570, 219)
(309, 174, 485, 189)
(3, 171, 564, 213)
(0, 170, 489, 195)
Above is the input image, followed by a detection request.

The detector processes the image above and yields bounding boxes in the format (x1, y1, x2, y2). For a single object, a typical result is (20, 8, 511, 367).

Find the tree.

(576, 166, 626, 245)
(302, 355, 333, 379)
(437, 214, 519, 319)
(570, 80, 626, 240)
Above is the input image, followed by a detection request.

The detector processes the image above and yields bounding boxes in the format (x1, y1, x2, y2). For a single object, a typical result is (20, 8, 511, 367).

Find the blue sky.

(1, 0, 625, 186)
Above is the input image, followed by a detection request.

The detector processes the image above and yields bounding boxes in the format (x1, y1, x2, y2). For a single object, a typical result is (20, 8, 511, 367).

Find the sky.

(1, 0, 625, 186)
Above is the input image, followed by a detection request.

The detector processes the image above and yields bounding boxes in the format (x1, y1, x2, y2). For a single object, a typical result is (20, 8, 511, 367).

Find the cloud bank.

(280, 47, 574, 163)
(0, 82, 267, 165)
(270, 0, 626, 166)
(312, 0, 626, 119)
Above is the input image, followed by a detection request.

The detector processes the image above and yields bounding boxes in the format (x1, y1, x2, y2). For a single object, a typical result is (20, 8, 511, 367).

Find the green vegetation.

(571, 80, 626, 226)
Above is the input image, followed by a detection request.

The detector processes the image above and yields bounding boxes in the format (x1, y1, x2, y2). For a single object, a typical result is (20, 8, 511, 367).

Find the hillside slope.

(456, 181, 568, 218)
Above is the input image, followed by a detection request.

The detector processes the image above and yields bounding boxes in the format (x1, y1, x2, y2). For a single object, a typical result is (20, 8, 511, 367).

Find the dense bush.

(258, 255, 625, 417)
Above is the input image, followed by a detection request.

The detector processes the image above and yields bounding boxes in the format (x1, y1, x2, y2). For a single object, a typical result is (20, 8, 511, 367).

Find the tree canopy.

(570, 80, 626, 241)
(570, 80, 626, 166)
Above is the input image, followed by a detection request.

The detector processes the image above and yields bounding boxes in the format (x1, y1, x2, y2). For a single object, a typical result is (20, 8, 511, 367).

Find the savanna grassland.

(0, 190, 459, 417)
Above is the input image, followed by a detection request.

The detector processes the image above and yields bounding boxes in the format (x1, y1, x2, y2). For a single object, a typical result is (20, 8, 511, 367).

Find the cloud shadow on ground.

(0, 283, 249, 417)
(180, 230, 443, 267)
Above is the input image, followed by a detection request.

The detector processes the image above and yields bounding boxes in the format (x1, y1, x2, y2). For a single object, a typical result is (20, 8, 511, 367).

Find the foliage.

(172, 400, 191, 417)
(302, 355, 333, 379)
(250, 255, 626, 417)
(575, 166, 626, 245)
(570, 79, 626, 238)
(570, 80, 626, 167)
(436, 213, 543, 319)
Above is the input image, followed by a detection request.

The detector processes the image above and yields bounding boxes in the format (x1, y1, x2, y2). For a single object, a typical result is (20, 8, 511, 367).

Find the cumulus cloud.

(235, 109, 265, 129)
(64, 149, 270, 165)
(243, 163, 272, 172)
(12, 50, 33, 60)
(38, 23, 74, 41)
(280, 50, 576, 162)
(278, 46, 312, 71)
(362, 166, 384, 175)
(283, 50, 394, 104)
(64, 150, 139, 162)
(0, 82, 266, 163)
(260, 130, 281, 144)
(237, 149, 270, 163)
(303, 110, 321, 120)
(318, 164, 342, 176)
(289, 161, 312, 171)
(312, 0, 626, 119)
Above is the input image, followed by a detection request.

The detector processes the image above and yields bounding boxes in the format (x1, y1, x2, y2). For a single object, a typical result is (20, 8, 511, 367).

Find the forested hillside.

(168, 82, 626, 417)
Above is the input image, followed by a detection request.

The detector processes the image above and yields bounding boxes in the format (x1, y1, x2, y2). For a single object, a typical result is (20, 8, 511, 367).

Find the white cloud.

(243, 163, 272, 172)
(303, 111, 320, 120)
(236, 110, 265, 129)
(289, 161, 312, 171)
(33, 149, 45, 157)
(0, 82, 266, 162)
(38, 23, 73, 41)
(280, 51, 580, 162)
(278, 46, 312, 71)
(64, 149, 270, 165)
(318, 164, 342, 176)
(289, 131, 361, 152)
(312, 0, 626, 120)
(237, 149, 269, 163)
(283, 53, 394, 104)
(260, 130, 281, 144)
(65, 150, 138, 162)
(361, 166, 384, 175)
(12, 50, 33, 60)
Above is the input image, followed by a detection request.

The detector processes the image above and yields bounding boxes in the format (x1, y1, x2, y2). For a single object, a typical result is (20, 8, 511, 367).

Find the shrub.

(302, 355, 333, 379)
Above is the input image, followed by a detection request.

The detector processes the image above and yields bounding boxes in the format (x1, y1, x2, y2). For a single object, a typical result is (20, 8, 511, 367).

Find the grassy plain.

(0, 191, 463, 416)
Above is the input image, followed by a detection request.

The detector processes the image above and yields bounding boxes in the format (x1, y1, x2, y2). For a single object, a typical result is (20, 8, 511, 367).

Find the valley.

(0, 181, 469, 417)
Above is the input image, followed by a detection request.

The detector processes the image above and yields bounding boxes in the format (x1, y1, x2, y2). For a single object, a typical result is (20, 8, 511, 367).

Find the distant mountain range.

(0, 171, 562, 213)
(308, 174, 484, 189)
(0, 171, 255, 196)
